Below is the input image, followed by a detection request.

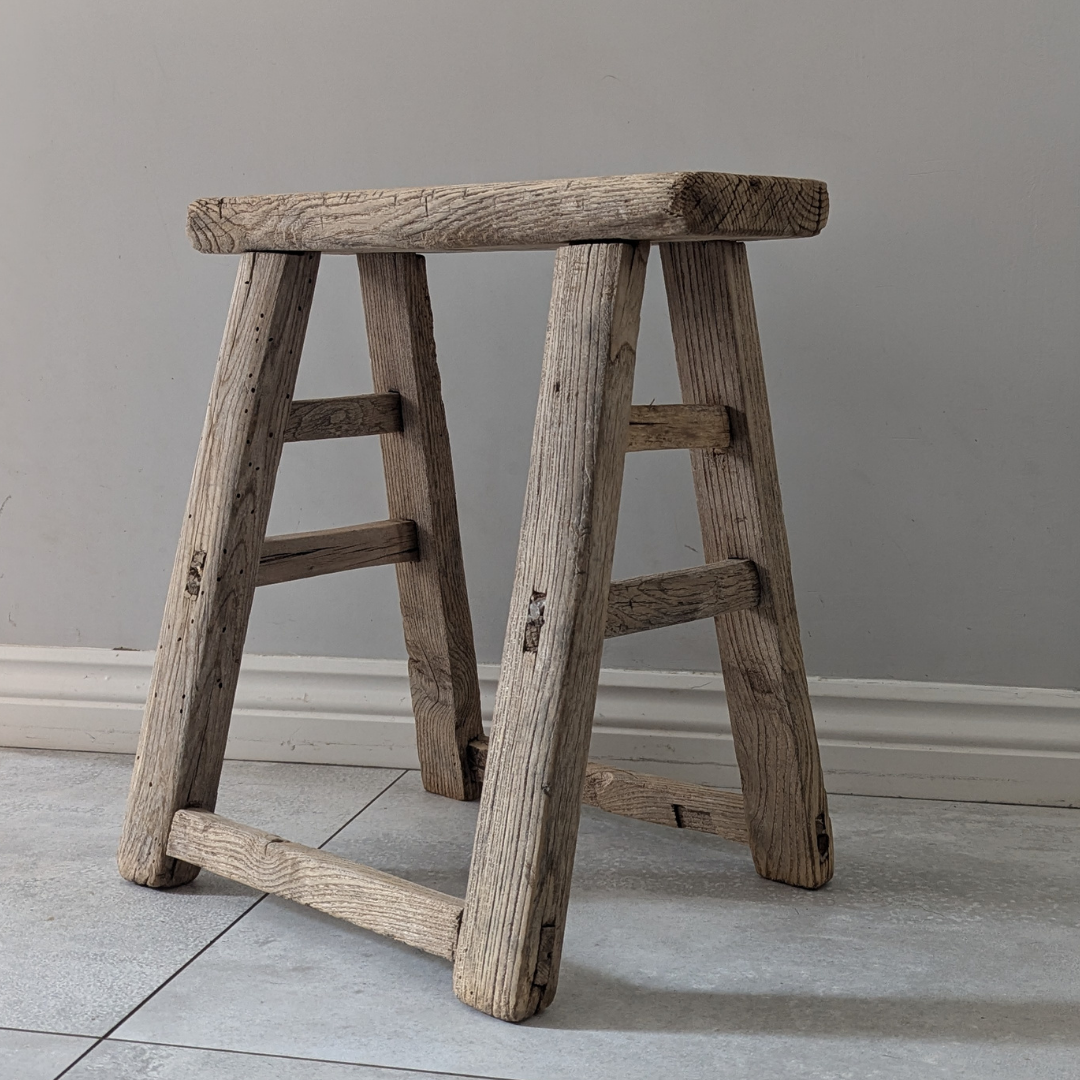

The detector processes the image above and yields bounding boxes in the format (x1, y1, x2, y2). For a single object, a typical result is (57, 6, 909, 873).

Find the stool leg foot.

(358, 253, 484, 801)
(117, 252, 319, 888)
(661, 240, 833, 889)
(454, 241, 649, 1020)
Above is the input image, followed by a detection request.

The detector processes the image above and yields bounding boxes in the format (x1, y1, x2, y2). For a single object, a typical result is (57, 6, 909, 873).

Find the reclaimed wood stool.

(118, 171, 834, 1023)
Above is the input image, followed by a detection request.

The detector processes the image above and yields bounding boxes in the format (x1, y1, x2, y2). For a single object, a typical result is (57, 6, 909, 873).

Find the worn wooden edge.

(283, 392, 402, 442)
(188, 172, 828, 254)
(256, 519, 418, 587)
(626, 403, 731, 452)
(167, 809, 463, 959)
(605, 559, 760, 638)
(467, 737, 748, 845)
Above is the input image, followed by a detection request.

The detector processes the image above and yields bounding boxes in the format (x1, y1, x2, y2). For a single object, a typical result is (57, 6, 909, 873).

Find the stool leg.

(660, 240, 833, 889)
(117, 252, 319, 888)
(454, 240, 649, 1021)
(357, 253, 484, 801)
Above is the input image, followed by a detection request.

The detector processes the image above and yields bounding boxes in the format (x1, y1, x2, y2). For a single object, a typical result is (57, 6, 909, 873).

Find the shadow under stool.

(117, 171, 834, 1023)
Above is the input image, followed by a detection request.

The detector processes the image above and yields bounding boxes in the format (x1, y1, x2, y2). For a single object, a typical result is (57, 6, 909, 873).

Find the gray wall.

(1, 1, 1077, 687)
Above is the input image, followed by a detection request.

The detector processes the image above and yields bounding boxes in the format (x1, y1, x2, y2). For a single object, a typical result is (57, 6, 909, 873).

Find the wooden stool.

(118, 172, 834, 1023)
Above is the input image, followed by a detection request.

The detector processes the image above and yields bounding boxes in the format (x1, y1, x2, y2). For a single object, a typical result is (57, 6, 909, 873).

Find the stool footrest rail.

(257, 519, 419, 587)
(468, 737, 749, 845)
(167, 809, 464, 959)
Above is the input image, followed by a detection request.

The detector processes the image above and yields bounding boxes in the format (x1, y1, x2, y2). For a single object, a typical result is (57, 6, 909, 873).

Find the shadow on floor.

(535, 965, 1080, 1041)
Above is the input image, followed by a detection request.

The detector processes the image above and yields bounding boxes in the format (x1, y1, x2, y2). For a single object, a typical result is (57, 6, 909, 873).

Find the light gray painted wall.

(1, 1, 1077, 687)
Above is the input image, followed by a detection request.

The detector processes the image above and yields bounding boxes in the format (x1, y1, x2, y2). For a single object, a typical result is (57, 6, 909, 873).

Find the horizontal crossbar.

(605, 559, 759, 638)
(257, 519, 418, 587)
(283, 393, 402, 442)
(626, 404, 730, 452)
(468, 738, 748, 845)
(167, 810, 463, 959)
(187, 172, 828, 254)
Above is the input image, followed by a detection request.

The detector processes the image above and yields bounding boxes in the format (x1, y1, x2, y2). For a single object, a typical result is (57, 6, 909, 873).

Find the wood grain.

(661, 240, 833, 889)
(255, 519, 418, 587)
(188, 172, 828, 254)
(358, 253, 484, 801)
(583, 764, 749, 843)
(283, 392, 402, 442)
(626, 403, 730, 452)
(118, 252, 319, 888)
(167, 810, 463, 959)
(604, 559, 759, 638)
(454, 241, 649, 1022)
(468, 737, 748, 845)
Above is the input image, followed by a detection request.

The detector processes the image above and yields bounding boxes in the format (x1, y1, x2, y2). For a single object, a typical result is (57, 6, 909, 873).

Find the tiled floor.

(3, 747, 1079, 1079)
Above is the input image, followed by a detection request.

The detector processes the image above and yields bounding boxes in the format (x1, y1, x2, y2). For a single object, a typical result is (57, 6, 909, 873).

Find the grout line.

(102, 1036, 523, 1079)
(51, 770, 409, 1079)
(0, 1025, 94, 1039)
(51, 895, 269, 1079)
(317, 769, 407, 850)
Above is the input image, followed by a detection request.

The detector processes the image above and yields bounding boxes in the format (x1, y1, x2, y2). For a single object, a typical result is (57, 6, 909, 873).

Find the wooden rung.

(467, 738, 747, 845)
(283, 392, 402, 443)
(605, 559, 759, 638)
(626, 404, 730, 452)
(582, 763, 749, 844)
(256, 519, 418, 587)
(167, 809, 463, 960)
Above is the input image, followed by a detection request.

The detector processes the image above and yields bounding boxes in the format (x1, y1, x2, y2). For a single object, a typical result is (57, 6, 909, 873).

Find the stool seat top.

(187, 171, 827, 256)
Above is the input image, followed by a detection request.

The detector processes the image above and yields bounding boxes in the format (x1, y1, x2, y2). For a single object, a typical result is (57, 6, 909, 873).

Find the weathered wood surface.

(188, 172, 828, 255)
(582, 763, 749, 843)
(454, 240, 649, 1022)
(167, 810, 463, 960)
(255, 519, 418, 587)
(283, 392, 402, 442)
(468, 737, 748, 844)
(626, 403, 730, 452)
(118, 252, 319, 889)
(604, 559, 759, 638)
(358, 253, 484, 801)
(661, 240, 833, 889)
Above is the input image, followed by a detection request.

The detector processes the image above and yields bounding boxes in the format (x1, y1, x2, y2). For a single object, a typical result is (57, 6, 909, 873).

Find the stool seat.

(187, 170, 828, 255)
(121, 171, 834, 1024)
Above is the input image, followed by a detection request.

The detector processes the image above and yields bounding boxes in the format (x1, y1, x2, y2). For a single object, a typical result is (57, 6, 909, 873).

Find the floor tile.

(0, 748, 403, 1036)
(0, 1028, 95, 1080)
(66, 1039, 495, 1079)
(112, 772, 1080, 1079)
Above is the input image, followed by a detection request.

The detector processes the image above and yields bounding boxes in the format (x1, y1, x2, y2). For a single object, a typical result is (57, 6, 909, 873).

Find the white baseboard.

(0, 645, 1077, 806)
